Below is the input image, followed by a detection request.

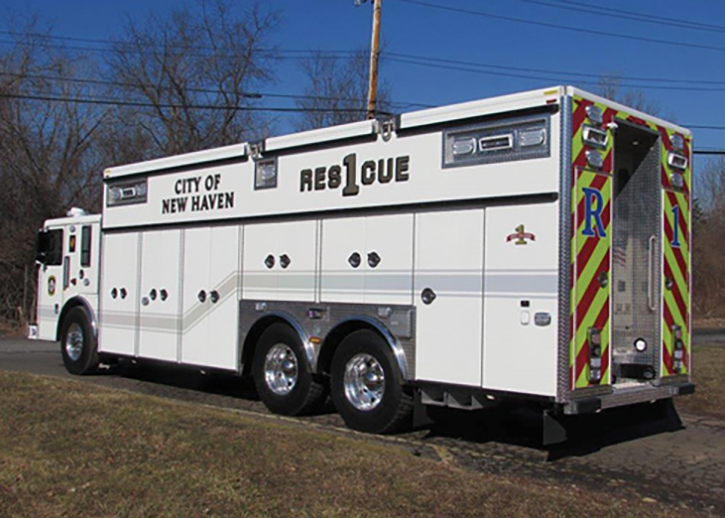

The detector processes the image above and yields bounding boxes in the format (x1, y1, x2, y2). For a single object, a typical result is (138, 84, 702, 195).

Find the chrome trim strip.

(556, 94, 573, 404)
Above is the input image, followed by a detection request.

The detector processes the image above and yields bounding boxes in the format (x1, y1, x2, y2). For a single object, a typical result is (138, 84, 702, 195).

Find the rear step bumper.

(565, 381, 695, 415)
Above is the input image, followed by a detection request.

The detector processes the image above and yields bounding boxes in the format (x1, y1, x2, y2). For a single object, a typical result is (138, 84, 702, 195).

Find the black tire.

(331, 330, 413, 434)
(252, 323, 327, 416)
(59, 306, 99, 375)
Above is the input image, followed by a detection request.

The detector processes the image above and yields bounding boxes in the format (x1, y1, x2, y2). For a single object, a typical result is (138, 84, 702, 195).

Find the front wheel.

(60, 306, 99, 375)
(331, 330, 412, 434)
(252, 323, 327, 416)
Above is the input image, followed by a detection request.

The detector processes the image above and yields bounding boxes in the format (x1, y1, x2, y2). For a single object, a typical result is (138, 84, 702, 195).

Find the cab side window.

(81, 226, 92, 267)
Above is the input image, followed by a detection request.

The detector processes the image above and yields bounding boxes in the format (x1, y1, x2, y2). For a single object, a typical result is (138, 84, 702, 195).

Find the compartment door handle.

(421, 288, 437, 305)
(367, 251, 381, 268)
(348, 252, 361, 268)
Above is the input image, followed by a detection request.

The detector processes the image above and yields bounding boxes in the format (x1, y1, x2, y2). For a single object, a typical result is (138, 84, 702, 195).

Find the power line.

(384, 54, 725, 93)
(551, 0, 725, 32)
(694, 150, 725, 155)
(400, 0, 725, 52)
(388, 52, 725, 86)
(0, 92, 392, 114)
(514, 0, 725, 34)
(0, 71, 432, 110)
(4, 28, 725, 90)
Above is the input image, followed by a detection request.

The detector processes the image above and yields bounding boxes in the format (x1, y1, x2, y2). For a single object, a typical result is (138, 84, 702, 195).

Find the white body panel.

(101, 88, 563, 231)
(414, 209, 485, 386)
(99, 232, 139, 356)
(138, 229, 181, 361)
(320, 214, 413, 305)
(181, 226, 241, 369)
(483, 202, 560, 396)
(243, 220, 317, 302)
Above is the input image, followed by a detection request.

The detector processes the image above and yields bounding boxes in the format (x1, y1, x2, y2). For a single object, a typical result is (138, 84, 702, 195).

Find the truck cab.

(30, 209, 101, 343)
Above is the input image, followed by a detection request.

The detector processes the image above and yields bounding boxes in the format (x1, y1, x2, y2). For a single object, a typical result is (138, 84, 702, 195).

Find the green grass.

(676, 343, 725, 420)
(0, 372, 700, 517)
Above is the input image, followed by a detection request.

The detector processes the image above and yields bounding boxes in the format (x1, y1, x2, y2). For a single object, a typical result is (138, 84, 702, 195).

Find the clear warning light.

(634, 338, 647, 352)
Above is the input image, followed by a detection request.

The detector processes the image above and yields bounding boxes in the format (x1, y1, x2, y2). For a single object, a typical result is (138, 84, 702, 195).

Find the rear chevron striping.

(570, 94, 691, 391)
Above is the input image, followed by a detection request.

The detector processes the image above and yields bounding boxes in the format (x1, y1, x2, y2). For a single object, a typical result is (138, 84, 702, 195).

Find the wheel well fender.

(240, 312, 314, 376)
(318, 316, 409, 381)
(56, 297, 97, 341)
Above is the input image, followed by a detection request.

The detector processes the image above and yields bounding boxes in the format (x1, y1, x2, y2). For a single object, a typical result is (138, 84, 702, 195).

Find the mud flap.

(543, 409, 568, 446)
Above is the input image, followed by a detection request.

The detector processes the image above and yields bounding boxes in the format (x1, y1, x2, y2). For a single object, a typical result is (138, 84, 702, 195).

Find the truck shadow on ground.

(102, 358, 685, 462)
(419, 401, 685, 461)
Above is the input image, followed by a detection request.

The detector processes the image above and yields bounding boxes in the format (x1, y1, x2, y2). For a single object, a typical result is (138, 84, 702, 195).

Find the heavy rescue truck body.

(31, 86, 694, 440)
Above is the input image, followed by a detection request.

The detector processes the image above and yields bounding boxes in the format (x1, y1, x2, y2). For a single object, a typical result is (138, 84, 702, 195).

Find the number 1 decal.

(671, 205, 681, 248)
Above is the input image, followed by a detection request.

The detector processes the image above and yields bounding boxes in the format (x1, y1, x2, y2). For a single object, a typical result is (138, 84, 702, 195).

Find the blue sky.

(3, 0, 724, 156)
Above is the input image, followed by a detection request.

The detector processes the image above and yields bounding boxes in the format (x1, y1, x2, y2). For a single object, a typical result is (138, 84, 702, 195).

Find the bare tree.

(0, 23, 107, 328)
(107, 0, 279, 158)
(693, 157, 725, 317)
(595, 74, 661, 116)
(294, 50, 393, 131)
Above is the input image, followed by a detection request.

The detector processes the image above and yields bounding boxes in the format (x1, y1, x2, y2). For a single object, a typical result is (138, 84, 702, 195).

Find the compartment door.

(415, 209, 484, 386)
(242, 223, 279, 301)
(483, 202, 560, 396)
(321, 217, 366, 303)
(364, 214, 414, 305)
(138, 229, 181, 361)
(99, 232, 139, 356)
(206, 225, 242, 368)
(276, 221, 317, 302)
(181, 226, 240, 369)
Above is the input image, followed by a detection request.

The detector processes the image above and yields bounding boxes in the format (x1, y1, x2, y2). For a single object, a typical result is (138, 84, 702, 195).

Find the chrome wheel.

(65, 323, 84, 362)
(344, 353, 385, 411)
(264, 344, 298, 396)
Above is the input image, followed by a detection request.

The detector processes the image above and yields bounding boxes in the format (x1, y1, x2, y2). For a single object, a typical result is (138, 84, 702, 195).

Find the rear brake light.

(588, 328, 602, 382)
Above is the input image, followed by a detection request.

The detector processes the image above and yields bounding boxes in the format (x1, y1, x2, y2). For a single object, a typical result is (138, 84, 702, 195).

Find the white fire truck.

(30, 86, 694, 441)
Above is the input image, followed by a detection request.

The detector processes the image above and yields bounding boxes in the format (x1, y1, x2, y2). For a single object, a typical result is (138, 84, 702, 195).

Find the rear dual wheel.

(331, 330, 413, 434)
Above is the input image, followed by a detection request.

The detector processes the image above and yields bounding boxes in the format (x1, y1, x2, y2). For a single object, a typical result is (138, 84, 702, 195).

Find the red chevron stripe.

(666, 190, 690, 245)
(664, 259, 688, 324)
(576, 201, 611, 279)
(661, 164, 672, 190)
(574, 298, 610, 384)
(602, 107, 618, 126)
(663, 217, 690, 285)
(662, 341, 673, 376)
(658, 126, 673, 151)
(576, 252, 610, 324)
(573, 98, 593, 134)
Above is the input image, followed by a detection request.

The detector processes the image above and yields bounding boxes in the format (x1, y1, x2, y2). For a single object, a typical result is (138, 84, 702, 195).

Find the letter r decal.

(582, 187, 607, 238)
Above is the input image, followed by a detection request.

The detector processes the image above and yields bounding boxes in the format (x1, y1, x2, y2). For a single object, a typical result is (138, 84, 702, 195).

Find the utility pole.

(356, 0, 383, 120)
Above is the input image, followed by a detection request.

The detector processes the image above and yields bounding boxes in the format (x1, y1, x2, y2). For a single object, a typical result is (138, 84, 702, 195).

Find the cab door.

(36, 227, 65, 340)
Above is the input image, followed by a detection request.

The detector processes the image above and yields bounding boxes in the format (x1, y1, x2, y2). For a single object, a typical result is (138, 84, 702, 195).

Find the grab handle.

(647, 236, 657, 312)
